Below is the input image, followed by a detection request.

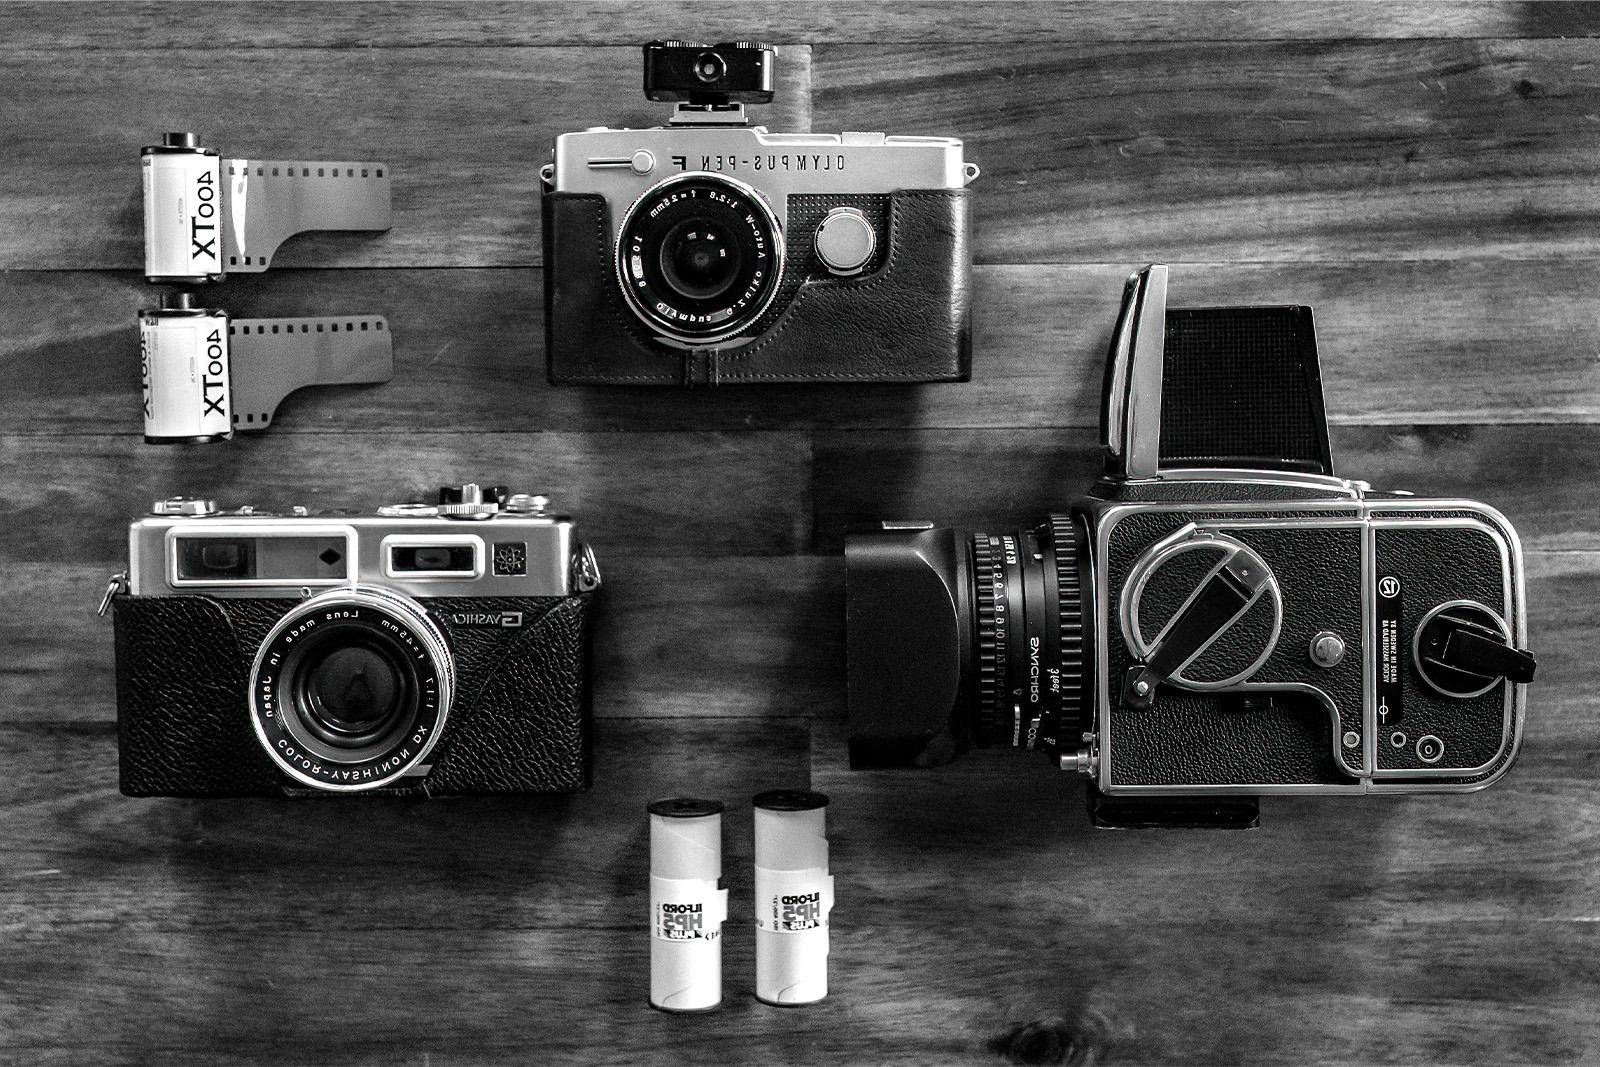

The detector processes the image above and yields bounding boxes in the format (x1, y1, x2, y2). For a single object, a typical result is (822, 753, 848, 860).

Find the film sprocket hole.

(845, 265, 1537, 829)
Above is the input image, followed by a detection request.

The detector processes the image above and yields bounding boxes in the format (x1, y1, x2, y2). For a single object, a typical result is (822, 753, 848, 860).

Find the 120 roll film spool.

(649, 793, 833, 1011)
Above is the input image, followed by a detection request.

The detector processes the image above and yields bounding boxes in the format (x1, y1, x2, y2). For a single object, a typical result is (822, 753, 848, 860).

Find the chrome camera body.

(107, 485, 601, 797)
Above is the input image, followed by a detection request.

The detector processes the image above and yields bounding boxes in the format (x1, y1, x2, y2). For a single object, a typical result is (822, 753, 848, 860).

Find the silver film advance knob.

(151, 497, 218, 516)
(814, 207, 876, 277)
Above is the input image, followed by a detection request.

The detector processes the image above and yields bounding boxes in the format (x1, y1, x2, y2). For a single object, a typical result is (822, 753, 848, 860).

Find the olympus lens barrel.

(614, 173, 783, 344)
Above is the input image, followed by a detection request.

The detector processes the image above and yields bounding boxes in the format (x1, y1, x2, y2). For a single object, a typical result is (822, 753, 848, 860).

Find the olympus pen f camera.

(542, 40, 980, 385)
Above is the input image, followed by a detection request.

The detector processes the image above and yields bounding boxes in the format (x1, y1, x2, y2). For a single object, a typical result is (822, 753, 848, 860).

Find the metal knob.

(1310, 631, 1346, 668)
(152, 497, 216, 516)
(814, 207, 875, 276)
(504, 493, 550, 515)
(437, 483, 501, 519)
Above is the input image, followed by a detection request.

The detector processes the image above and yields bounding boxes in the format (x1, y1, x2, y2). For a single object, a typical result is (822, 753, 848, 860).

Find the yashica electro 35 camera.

(104, 484, 601, 797)
(542, 40, 980, 385)
(845, 266, 1538, 828)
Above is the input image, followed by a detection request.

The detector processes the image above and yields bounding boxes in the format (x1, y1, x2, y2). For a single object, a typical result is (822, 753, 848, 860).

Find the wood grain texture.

(813, 39, 1600, 265)
(7, 261, 1600, 435)
(0, 47, 810, 270)
(4, 712, 1600, 1065)
(5, 2, 1599, 49)
(8, 31, 1600, 270)
(2, 2, 1596, 1063)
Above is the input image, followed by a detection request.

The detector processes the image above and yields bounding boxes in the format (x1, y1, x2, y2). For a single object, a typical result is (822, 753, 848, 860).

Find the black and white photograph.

(0, 2, 1591, 1063)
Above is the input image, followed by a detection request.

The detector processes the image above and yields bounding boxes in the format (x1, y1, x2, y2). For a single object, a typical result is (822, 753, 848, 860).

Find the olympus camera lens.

(845, 519, 1088, 768)
(249, 587, 454, 790)
(615, 173, 784, 344)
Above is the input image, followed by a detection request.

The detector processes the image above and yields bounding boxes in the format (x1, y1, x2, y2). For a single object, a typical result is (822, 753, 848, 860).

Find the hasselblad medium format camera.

(104, 485, 602, 797)
(846, 265, 1539, 829)
(542, 40, 980, 385)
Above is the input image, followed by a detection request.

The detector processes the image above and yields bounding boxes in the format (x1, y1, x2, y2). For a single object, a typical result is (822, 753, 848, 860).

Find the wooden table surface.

(4, 3, 1599, 1063)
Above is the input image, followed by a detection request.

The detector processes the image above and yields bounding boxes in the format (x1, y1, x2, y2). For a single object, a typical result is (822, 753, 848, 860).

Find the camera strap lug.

(573, 543, 602, 592)
(97, 572, 128, 618)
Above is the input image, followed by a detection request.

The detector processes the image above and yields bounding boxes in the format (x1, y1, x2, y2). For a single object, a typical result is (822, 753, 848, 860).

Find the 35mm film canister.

(648, 798, 728, 1012)
(753, 790, 834, 1005)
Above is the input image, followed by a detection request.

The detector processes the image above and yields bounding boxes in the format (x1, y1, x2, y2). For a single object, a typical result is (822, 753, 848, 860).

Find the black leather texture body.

(1102, 511, 1363, 788)
(543, 187, 971, 384)
(1095, 499, 1518, 790)
(113, 593, 593, 798)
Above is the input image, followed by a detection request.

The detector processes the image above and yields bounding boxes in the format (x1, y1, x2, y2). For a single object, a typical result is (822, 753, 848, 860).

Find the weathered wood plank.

(6, 261, 1599, 434)
(1, 549, 1584, 728)
(0, 46, 809, 270)
(0, 431, 811, 560)
(0, 556, 840, 724)
(7, 38, 1600, 269)
(814, 39, 1600, 264)
(812, 425, 1600, 553)
(4, 2, 1597, 50)
(3, 715, 1597, 1065)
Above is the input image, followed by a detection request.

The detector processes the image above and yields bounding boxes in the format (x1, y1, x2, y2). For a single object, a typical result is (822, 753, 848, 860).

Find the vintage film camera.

(103, 485, 601, 797)
(845, 266, 1537, 828)
(542, 40, 980, 385)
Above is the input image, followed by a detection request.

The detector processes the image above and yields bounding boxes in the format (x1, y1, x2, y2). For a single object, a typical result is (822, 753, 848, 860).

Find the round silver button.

(1309, 630, 1346, 668)
(814, 207, 875, 276)
(630, 149, 655, 175)
(1416, 735, 1446, 764)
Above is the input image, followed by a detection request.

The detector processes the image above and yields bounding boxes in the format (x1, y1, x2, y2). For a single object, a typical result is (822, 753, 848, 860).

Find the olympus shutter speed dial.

(814, 207, 876, 276)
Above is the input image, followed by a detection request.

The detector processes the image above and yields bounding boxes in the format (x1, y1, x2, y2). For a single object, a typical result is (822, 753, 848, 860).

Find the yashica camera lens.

(694, 51, 726, 83)
(297, 640, 411, 749)
(250, 587, 454, 791)
(615, 173, 784, 344)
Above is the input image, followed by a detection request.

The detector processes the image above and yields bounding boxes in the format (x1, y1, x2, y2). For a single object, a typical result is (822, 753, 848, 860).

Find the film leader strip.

(139, 295, 393, 444)
(142, 132, 391, 282)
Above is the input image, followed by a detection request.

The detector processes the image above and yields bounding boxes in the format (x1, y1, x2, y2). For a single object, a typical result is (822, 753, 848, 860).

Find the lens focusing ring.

(972, 535, 1006, 747)
(1050, 515, 1088, 740)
